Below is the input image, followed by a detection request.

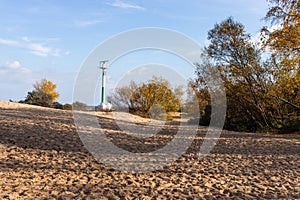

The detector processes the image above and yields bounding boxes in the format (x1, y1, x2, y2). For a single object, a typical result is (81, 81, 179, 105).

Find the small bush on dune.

(63, 104, 72, 110)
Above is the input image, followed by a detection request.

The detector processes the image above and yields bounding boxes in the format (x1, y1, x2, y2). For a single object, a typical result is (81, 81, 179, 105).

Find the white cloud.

(21, 36, 31, 42)
(107, 0, 145, 10)
(0, 38, 20, 46)
(21, 36, 60, 43)
(75, 19, 103, 27)
(6, 60, 22, 69)
(0, 61, 32, 77)
(0, 61, 39, 102)
(0, 36, 66, 57)
(28, 43, 51, 57)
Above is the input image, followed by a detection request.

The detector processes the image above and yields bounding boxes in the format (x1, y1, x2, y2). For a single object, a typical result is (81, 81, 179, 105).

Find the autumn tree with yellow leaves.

(110, 76, 182, 118)
(262, 0, 300, 132)
(33, 79, 60, 102)
(192, 11, 299, 133)
(23, 79, 60, 107)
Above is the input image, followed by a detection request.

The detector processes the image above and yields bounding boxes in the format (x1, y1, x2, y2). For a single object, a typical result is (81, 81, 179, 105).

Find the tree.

(51, 102, 63, 109)
(262, 0, 300, 132)
(72, 101, 88, 111)
(22, 79, 60, 108)
(33, 79, 60, 103)
(208, 17, 272, 130)
(109, 81, 138, 109)
(63, 103, 73, 110)
(110, 76, 182, 118)
(23, 90, 52, 107)
(192, 16, 299, 133)
(262, 0, 300, 57)
(262, 0, 299, 106)
(187, 58, 212, 123)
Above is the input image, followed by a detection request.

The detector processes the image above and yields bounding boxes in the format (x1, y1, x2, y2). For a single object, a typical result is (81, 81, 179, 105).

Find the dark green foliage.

(21, 79, 62, 109)
(63, 104, 72, 110)
(24, 90, 52, 107)
(199, 104, 211, 126)
(51, 102, 63, 109)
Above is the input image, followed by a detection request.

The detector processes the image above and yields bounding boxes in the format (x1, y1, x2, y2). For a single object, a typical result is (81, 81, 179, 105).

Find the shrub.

(63, 103, 72, 110)
(52, 102, 63, 109)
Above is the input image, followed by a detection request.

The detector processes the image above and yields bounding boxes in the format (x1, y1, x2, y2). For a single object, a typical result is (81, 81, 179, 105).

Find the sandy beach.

(0, 101, 299, 199)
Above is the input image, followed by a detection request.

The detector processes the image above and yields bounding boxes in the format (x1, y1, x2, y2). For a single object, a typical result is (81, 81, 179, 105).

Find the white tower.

(99, 60, 112, 111)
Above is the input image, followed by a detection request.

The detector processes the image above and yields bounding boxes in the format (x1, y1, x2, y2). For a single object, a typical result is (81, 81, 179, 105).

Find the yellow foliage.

(33, 79, 60, 102)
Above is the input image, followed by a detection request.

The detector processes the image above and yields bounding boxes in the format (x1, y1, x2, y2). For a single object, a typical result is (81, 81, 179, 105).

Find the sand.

(0, 101, 299, 199)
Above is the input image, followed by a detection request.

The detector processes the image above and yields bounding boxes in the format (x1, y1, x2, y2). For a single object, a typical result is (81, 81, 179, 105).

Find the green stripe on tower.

(101, 87, 104, 103)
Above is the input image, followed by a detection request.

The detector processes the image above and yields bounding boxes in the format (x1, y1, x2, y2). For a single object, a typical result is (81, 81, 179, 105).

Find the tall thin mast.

(99, 60, 108, 104)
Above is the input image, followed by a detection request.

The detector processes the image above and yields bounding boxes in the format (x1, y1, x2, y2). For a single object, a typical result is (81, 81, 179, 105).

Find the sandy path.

(0, 101, 299, 199)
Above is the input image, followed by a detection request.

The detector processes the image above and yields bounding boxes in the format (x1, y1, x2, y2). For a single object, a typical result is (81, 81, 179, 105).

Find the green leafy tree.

(206, 17, 272, 131)
(192, 16, 299, 133)
(24, 90, 52, 107)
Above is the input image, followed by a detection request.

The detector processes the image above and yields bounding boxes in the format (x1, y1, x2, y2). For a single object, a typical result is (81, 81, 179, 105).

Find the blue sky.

(0, 0, 269, 104)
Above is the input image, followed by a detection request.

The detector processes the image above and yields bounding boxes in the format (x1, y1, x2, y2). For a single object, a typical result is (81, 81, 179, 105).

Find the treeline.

(190, 0, 299, 133)
(16, 0, 299, 133)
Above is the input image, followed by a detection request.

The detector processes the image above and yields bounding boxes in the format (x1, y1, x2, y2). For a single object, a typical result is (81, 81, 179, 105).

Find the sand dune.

(0, 101, 299, 199)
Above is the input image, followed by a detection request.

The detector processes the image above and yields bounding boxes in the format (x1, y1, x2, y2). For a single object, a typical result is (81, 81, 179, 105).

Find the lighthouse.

(99, 60, 112, 111)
